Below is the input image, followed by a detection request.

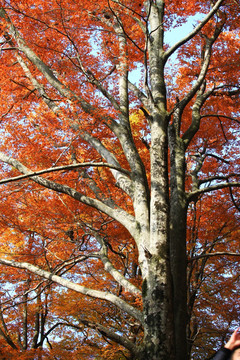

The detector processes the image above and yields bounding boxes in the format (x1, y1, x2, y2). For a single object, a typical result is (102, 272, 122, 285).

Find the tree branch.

(0, 258, 143, 323)
(0, 152, 139, 239)
(80, 318, 140, 355)
(199, 173, 239, 186)
(79, 124, 134, 198)
(128, 81, 150, 110)
(227, 179, 240, 212)
(163, 0, 225, 61)
(0, 161, 130, 185)
(188, 181, 240, 202)
(97, 235, 141, 296)
(189, 252, 240, 262)
(180, 21, 224, 124)
(201, 114, 240, 125)
(0, 308, 18, 349)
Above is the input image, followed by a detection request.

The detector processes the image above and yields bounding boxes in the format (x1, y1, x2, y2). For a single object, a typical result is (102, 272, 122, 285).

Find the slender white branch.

(0, 258, 143, 323)
(0, 162, 130, 185)
(80, 132, 133, 196)
(100, 252, 141, 296)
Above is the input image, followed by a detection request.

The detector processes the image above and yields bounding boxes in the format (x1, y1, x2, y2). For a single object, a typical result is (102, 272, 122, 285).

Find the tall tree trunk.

(141, 259, 175, 360)
(138, 114, 175, 360)
(169, 121, 188, 360)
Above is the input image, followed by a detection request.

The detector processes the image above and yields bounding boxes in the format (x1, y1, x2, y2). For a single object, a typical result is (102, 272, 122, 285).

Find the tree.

(0, 0, 239, 359)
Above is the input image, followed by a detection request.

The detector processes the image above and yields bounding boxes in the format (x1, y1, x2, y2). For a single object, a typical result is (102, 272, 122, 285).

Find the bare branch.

(180, 24, 224, 125)
(128, 81, 152, 110)
(201, 114, 240, 125)
(164, 0, 225, 61)
(0, 258, 143, 323)
(0, 308, 18, 349)
(79, 132, 134, 197)
(227, 179, 240, 212)
(199, 173, 239, 185)
(188, 181, 240, 202)
(189, 252, 240, 262)
(204, 153, 230, 164)
(80, 318, 140, 355)
(0, 161, 130, 185)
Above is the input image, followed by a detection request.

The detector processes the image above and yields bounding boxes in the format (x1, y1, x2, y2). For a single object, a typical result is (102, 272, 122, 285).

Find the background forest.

(0, 0, 239, 359)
